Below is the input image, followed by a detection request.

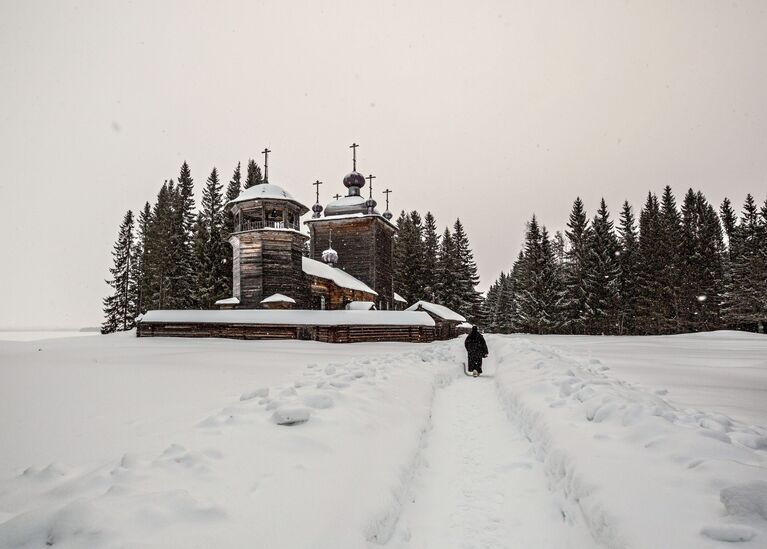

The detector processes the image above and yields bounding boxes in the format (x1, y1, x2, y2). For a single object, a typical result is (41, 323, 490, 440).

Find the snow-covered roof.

(228, 183, 308, 211)
(393, 292, 407, 303)
(215, 297, 240, 305)
(457, 322, 473, 329)
(302, 257, 377, 295)
(304, 212, 397, 230)
(138, 309, 434, 327)
(261, 293, 296, 304)
(346, 301, 376, 311)
(405, 301, 466, 322)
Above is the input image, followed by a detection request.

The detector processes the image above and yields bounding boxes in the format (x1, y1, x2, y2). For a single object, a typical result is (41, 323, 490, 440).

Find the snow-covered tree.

(193, 168, 229, 308)
(722, 194, 767, 332)
(452, 218, 483, 323)
(515, 217, 562, 334)
(435, 226, 460, 311)
(583, 199, 621, 334)
(561, 197, 590, 334)
(422, 212, 440, 302)
(617, 201, 640, 334)
(102, 210, 136, 333)
(174, 162, 196, 308)
(132, 202, 151, 315)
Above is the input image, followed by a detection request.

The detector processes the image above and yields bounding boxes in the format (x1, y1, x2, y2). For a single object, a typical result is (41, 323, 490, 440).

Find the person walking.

(464, 326, 488, 377)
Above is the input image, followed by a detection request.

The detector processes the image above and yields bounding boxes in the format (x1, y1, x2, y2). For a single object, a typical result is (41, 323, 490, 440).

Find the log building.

(216, 145, 397, 312)
(136, 145, 464, 343)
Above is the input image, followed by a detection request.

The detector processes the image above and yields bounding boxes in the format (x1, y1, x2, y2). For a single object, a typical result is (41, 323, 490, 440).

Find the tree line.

(102, 160, 264, 333)
(393, 212, 483, 323)
(483, 187, 767, 335)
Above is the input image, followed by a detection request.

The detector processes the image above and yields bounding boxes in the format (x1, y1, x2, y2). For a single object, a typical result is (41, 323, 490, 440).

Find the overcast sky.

(1, 0, 765, 329)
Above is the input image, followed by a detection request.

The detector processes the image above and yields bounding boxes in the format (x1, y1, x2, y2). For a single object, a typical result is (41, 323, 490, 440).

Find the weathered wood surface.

(308, 216, 396, 309)
(308, 277, 377, 310)
(137, 321, 434, 343)
(229, 230, 310, 309)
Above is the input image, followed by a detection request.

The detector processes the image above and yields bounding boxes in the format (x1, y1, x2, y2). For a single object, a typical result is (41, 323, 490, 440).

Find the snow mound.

(240, 387, 269, 401)
(701, 524, 756, 542)
(271, 406, 311, 425)
(721, 482, 767, 520)
(302, 393, 334, 409)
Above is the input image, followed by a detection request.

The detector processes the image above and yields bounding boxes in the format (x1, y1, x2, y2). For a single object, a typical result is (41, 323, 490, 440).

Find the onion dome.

(311, 202, 323, 218)
(343, 171, 366, 189)
(383, 210, 393, 220)
(322, 246, 338, 267)
(365, 197, 377, 214)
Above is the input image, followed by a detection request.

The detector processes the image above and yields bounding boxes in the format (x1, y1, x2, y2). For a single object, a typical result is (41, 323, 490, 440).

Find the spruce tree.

(435, 227, 460, 311)
(102, 210, 136, 333)
(720, 197, 738, 258)
(636, 192, 663, 333)
(723, 194, 767, 332)
(223, 162, 242, 295)
(617, 201, 640, 334)
(143, 182, 176, 310)
(193, 168, 229, 308)
(133, 202, 152, 315)
(244, 159, 263, 189)
(392, 211, 409, 300)
(422, 212, 440, 301)
(175, 162, 196, 308)
(561, 197, 591, 334)
(582, 199, 621, 334)
(392, 211, 426, 304)
(515, 217, 561, 334)
(452, 218, 482, 322)
(657, 185, 682, 332)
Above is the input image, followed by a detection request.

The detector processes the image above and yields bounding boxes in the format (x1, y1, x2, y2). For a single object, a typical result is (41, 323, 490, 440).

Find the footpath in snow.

(491, 333, 767, 548)
(389, 359, 595, 549)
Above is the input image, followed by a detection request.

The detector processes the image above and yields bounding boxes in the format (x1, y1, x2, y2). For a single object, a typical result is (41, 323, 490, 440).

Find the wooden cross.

(349, 143, 359, 171)
(313, 180, 323, 203)
(383, 188, 392, 210)
(366, 174, 376, 198)
(333, 193, 342, 200)
(262, 148, 271, 182)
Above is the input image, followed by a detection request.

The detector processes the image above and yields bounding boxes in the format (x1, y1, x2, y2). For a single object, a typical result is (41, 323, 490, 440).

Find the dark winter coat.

(464, 327, 488, 372)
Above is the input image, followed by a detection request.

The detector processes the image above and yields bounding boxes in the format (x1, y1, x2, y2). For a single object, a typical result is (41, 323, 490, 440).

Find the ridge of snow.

(227, 183, 307, 210)
(406, 300, 466, 322)
(393, 292, 407, 304)
(260, 293, 295, 304)
(345, 301, 376, 311)
(302, 257, 377, 295)
(491, 334, 767, 548)
(303, 212, 397, 229)
(138, 309, 434, 327)
(214, 297, 240, 305)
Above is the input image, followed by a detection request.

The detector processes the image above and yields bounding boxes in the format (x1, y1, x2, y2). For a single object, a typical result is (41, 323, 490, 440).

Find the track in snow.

(387, 359, 596, 549)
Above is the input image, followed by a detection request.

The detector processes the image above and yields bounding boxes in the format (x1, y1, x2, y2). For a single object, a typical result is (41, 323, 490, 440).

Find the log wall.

(229, 230, 310, 309)
(308, 216, 396, 309)
(137, 321, 434, 343)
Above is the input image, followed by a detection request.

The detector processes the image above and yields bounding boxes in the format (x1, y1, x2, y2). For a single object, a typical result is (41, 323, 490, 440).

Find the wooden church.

(220, 143, 397, 311)
(137, 145, 439, 343)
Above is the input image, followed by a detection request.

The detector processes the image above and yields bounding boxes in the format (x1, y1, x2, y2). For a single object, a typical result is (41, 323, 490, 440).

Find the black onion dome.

(365, 198, 377, 209)
(343, 171, 366, 188)
(312, 203, 323, 213)
(383, 210, 393, 220)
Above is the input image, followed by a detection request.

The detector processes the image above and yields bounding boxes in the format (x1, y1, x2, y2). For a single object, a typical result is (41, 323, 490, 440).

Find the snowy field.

(0, 331, 765, 548)
(0, 332, 98, 342)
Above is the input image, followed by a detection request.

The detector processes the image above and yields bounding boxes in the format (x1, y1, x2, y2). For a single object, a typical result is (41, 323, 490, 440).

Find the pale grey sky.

(1, 0, 765, 329)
